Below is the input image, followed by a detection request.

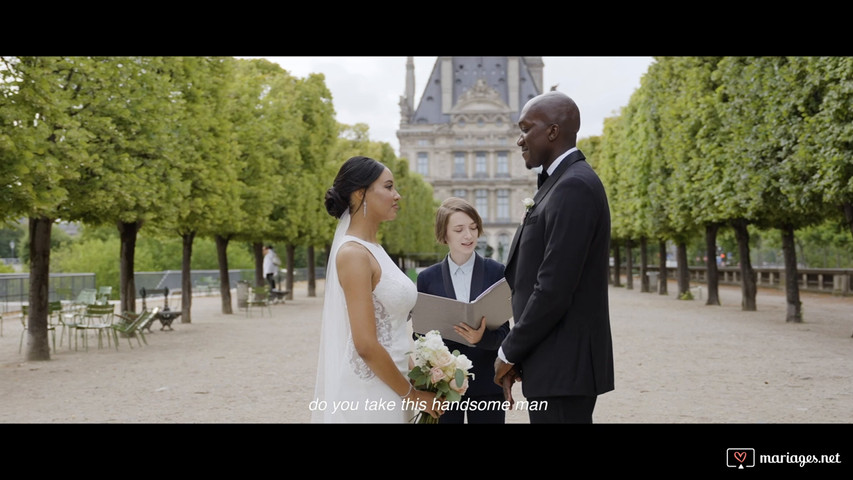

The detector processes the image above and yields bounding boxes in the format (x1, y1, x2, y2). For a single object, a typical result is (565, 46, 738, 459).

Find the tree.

(279, 72, 337, 298)
(0, 56, 104, 360)
(717, 57, 833, 321)
(160, 56, 238, 322)
(63, 57, 182, 314)
(795, 57, 853, 240)
(597, 114, 628, 288)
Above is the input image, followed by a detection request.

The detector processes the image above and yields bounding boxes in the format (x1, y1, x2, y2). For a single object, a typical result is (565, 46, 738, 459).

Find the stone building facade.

(396, 56, 544, 264)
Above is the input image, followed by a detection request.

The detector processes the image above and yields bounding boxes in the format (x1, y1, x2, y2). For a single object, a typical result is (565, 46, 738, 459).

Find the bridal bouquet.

(407, 330, 473, 424)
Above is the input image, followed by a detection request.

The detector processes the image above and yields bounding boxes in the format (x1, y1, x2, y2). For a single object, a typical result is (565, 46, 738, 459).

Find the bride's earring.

(363, 199, 367, 217)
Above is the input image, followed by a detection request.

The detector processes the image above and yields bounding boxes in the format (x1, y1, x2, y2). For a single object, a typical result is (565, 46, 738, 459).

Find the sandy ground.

(1, 279, 851, 424)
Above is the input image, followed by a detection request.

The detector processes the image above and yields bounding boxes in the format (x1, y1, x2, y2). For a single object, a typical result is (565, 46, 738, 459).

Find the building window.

(452, 189, 467, 199)
(497, 233, 510, 263)
(496, 151, 509, 177)
(417, 152, 429, 176)
(475, 152, 487, 178)
(475, 189, 488, 221)
(453, 152, 466, 178)
(497, 189, 509, 221)
(476, 238, 490, 258)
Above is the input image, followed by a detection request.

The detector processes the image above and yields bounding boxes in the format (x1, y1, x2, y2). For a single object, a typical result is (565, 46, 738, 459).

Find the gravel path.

(1, 280, 850, 424)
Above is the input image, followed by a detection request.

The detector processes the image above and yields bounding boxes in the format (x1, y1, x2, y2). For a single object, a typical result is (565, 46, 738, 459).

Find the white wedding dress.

(312, 213, 418, 423)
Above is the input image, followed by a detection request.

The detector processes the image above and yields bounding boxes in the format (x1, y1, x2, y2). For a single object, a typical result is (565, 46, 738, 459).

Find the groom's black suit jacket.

(502, 149, 615, 399)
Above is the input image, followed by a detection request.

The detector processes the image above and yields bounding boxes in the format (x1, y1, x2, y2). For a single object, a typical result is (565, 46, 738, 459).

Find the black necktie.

(537, 171, 549, 188)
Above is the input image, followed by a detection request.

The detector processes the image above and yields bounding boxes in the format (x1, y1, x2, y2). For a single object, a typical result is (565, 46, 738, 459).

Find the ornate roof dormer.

(403, 56, 542, 126)
(450, 78, 510, 114)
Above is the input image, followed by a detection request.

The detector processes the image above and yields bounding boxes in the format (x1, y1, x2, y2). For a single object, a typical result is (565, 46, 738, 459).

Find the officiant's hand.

(454, 316, 486, 344)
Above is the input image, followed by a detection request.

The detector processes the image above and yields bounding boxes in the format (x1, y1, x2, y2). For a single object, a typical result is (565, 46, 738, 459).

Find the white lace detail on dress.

(347, 293, 394, 379)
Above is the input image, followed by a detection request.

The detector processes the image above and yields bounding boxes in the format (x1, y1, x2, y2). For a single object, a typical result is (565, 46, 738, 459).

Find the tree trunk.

(781, 225, 802, 323)
(639, 236, 649, 293)
(625, 239, 634, 290)
(658, 240, 668, 295)
(705, 223, 721, 306)
(215, 234, 233, 314)
(842, 201, 853, 238)
(286, 244, 295, 300)
(731, 219, 757, 311)
(253, 242, 264, 287)
(612, 243, 622, 287)
(26, 216, 53, 361)
(676, 241, 690, 298)
(307, 246, 316, 297)
(118, 220, 141, 313)
(181, 232, 195, 324)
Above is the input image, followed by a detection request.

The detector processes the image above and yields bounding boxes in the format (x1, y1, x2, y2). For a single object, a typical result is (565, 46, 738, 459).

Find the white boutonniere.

(522, 197, 535, 223)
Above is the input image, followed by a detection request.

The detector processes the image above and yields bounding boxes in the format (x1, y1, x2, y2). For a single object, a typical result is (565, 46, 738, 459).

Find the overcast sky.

(246, 56, 656, 155)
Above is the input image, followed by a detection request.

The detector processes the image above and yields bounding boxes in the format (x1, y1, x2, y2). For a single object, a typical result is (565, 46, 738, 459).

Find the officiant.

(416, 197, 510, 424)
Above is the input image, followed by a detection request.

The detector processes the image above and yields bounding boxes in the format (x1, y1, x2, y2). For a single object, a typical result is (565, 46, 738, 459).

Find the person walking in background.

(312, 155, 440, 423)
(417, 197, 509, 423)
(262, 245, 280, 292)
(494, 91, 614, 423)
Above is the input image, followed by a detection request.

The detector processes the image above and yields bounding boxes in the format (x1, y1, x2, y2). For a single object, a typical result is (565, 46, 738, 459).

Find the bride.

(312, 156, 441, 423)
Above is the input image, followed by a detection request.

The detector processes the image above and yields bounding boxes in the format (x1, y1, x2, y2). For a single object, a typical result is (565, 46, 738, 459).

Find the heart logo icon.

(734, 451, 747, 463)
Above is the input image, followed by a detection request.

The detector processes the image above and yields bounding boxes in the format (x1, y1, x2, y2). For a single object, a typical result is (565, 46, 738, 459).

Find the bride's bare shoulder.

(336, 241, 373, 267)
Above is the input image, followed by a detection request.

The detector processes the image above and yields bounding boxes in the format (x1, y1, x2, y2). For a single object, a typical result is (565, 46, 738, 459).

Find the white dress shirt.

(448, 253, 476, 303)
(545, 147, 577, 177)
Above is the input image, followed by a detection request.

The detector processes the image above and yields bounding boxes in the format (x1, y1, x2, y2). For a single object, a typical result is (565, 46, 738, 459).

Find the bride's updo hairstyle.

(325, 156, 386, 219)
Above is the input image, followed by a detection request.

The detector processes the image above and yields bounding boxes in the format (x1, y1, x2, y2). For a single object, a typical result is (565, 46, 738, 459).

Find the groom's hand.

(493, 358, 513, 386)
(494, 358, 519, 408)
(500, 371, 517, 409)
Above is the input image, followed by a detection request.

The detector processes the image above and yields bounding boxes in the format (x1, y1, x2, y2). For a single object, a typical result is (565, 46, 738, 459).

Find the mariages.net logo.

(727, 448, 755, 469)
(727, 448, 844, 470)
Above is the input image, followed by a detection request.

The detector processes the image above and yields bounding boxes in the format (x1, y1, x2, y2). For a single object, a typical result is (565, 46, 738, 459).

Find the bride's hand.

(412, 390, 442, 418)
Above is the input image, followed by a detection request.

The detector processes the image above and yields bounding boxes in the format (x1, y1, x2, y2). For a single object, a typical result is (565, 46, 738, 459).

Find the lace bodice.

(343, 236, 417, 379)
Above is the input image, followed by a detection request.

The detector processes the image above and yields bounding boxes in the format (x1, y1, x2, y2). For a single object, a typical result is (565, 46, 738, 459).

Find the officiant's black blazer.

(416, 253, 509, 397)
(502, 149, 615, 399)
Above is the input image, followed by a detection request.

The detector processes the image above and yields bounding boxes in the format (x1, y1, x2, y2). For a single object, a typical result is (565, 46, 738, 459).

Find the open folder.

(411, 278, 513, 347)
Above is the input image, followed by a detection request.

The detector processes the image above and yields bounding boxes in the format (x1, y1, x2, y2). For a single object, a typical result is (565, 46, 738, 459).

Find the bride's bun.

(325, 187, 348, 219)
(325, 156, 386, 219)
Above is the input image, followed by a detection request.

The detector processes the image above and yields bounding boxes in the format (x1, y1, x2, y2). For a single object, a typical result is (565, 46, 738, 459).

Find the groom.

(494, 91, 614, 423)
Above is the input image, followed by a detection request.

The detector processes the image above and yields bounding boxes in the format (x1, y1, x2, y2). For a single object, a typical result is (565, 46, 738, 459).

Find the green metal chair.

(79, 303, 115, 350)
(247, 286, 271, 317)
(96, 286, 112, 305)
(70, 288, 97, 316)
(111, 307, 158, 349)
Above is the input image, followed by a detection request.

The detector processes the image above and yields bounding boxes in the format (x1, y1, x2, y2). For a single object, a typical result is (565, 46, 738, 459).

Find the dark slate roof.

(411, 56, 541, 125)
